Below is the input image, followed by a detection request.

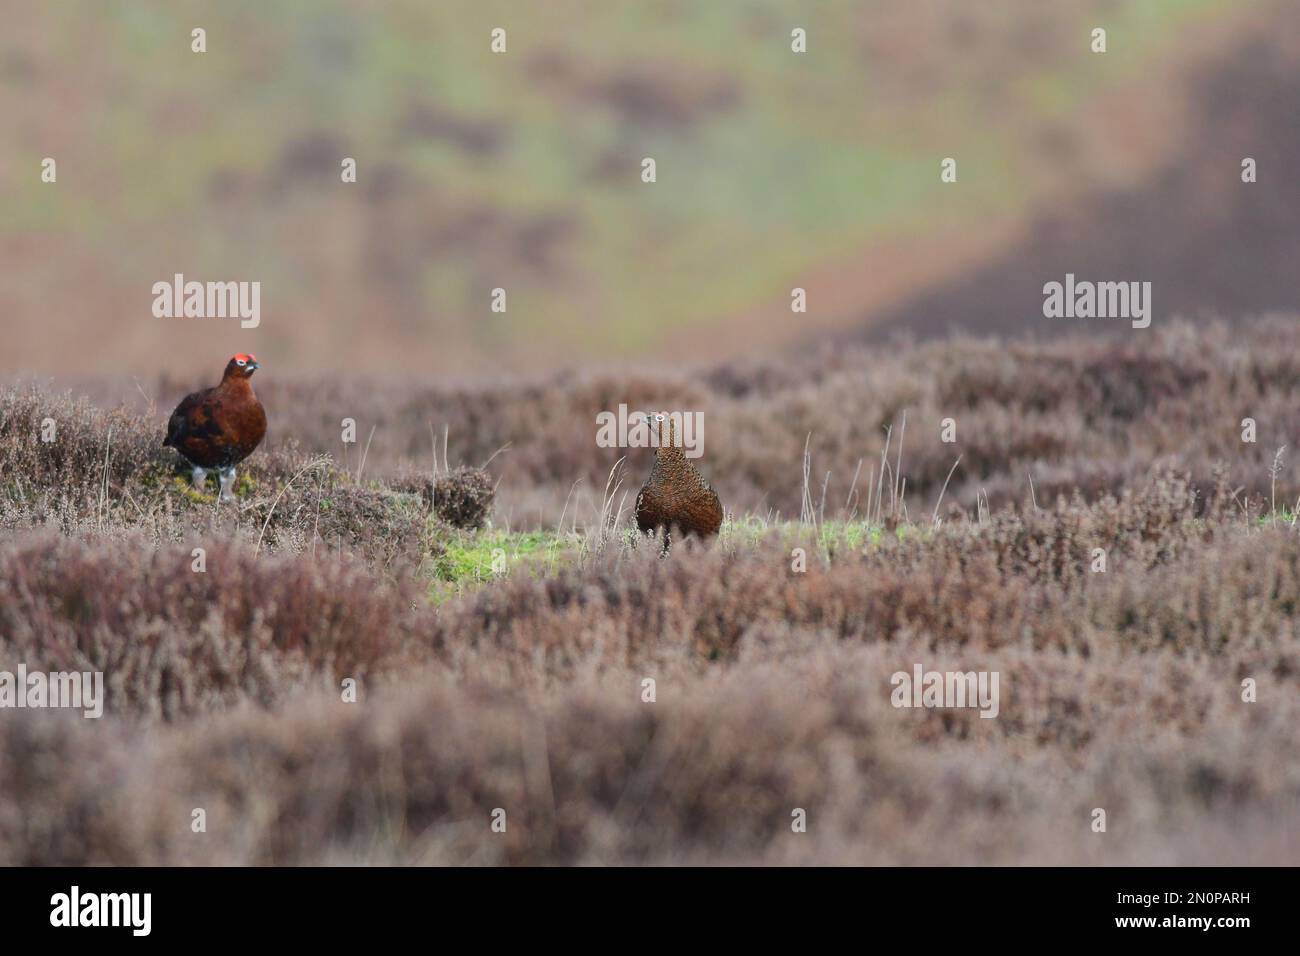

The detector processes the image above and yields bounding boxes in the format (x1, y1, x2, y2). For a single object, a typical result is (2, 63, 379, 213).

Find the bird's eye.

(236, 359, 246, 366)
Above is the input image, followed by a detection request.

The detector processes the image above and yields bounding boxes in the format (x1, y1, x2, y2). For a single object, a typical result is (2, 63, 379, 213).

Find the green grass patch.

(430, 526, 582, 600)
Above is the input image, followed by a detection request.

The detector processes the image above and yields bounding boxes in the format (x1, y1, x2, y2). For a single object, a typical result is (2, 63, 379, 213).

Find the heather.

(1, 320, 1298, 864)
(42, 316, 1300, 529)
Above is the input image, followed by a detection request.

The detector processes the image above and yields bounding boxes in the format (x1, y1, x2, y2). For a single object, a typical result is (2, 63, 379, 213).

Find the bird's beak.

(247, 361, 260, 372)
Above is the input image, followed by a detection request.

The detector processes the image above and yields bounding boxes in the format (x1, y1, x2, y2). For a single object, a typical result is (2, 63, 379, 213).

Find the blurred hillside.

(1, 0, 1291, 379)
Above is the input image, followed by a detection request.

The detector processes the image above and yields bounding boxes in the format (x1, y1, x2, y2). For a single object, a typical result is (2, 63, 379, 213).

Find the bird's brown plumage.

(164, 355, 266, 498)
(634, 413, 722, 548)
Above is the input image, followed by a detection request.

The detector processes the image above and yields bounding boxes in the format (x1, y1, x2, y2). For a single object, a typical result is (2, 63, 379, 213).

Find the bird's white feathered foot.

(190, 466, 208, 492)
(217, 466, 237, 503)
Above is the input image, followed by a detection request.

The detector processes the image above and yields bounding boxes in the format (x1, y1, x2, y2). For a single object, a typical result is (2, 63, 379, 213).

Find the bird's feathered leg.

(218, 466, 237, 503)
(191, 466, 208, 492)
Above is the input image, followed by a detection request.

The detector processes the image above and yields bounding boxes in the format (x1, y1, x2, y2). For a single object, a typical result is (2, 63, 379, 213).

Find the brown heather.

(122, 315, 1300, 524)
(1, 318, 1299, 864)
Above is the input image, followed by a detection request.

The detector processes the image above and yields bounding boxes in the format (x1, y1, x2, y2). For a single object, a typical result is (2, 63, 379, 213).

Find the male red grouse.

(164, 354, 267, 502)
(634, 412, 723, 550)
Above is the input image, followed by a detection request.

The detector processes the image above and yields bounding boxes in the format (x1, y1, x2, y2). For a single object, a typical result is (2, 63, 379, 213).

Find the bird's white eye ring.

(236, 359, 246, 366)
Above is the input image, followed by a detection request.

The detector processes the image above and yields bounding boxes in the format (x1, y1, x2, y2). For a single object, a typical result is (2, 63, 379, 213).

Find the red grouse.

(163, 354, 267, 502)
(634, 412, 723, 549)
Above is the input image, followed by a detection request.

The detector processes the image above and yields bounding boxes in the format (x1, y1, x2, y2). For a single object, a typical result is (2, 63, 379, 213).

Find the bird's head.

(223, 353, 260, 381)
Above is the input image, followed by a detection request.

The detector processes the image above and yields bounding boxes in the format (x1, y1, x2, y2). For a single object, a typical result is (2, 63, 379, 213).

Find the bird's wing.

(164, 389, 220, 446)
(164, 395, 196, 446)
